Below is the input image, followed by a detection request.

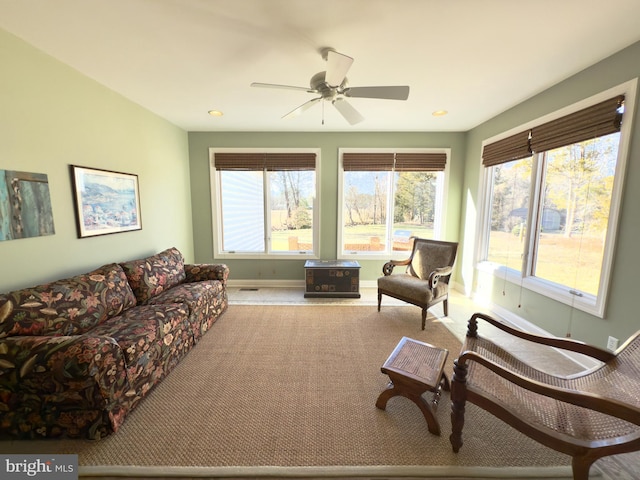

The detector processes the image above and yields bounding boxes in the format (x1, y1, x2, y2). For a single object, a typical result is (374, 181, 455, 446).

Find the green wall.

(4, 22, 640, 349)
(0, 28, 193, 292)
(188, 131, 466, 284)
(190, 42, 640, 348)
(460, 41, 640, 347)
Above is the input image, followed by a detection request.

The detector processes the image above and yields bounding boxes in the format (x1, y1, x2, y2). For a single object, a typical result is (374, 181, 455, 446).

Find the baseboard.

(228, 279, 383, 288)
(228, 279, 465, 290)
(228, 279, 305, 288)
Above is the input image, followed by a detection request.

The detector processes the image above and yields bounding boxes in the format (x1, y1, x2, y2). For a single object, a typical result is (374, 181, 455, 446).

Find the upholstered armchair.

(377, 237, 458, 330)
(450, 312, 640, 480)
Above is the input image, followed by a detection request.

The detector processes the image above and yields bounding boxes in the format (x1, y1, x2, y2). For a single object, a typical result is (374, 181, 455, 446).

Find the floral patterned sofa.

(0, 247, 228, 439)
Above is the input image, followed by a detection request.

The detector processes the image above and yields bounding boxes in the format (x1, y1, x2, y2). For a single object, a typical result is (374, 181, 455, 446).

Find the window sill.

(215, 252, 319, 261)
(476, 261, 604, 318)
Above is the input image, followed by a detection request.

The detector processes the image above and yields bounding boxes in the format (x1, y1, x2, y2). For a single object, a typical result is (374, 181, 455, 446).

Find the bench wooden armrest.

(465, 312, 615, 362)
(455, 349, 640, 424)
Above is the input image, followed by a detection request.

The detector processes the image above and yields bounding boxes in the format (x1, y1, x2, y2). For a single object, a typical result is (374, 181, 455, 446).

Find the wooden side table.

(375, 336, 450, 435)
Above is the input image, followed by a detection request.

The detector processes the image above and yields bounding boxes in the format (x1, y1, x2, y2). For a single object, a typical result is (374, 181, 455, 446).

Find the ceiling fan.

(250, 48, 410, 125)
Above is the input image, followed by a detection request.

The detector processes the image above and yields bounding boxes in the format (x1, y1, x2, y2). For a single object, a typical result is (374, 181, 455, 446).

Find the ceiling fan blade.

(325, 50, 353, 87)
(282, 97, 322, 119)
(332, 98, 364, 125)
(251, 82, 317, 93)
(344, 85, 410, 100)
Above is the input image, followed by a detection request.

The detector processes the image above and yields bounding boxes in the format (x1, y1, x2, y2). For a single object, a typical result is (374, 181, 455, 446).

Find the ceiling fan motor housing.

(310, 71, 347, 101)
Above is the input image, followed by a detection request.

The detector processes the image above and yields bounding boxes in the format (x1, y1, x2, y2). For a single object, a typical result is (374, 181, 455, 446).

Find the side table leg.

(375, 382, 398, 410)
(376, 381, 442, 436)
(441, 373, 451, 392)
(411, 393, 441, 436)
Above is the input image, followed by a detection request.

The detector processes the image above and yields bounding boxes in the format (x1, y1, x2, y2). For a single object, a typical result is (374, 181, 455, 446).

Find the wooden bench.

(375, 336, 450, 435)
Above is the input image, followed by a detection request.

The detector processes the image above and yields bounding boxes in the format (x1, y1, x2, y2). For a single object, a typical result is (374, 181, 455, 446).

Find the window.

(486, 156, 532, 274)
(478, 81, 636, 317)
(338, 149, 449, 257)
(210, 149, 319, 258)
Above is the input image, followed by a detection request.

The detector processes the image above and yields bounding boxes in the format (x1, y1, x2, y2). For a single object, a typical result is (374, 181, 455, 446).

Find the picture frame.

(0, 169, 55, 241)
(71, 165, 142, 238)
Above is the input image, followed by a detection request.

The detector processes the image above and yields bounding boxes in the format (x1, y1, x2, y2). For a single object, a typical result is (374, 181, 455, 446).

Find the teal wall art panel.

(0, 170, 55, 241)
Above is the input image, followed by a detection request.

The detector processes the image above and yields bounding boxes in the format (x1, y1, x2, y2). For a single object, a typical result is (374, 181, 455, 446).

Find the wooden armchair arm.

(382, 258, 411, 276)
(428, 265, 453, 288)
(455, 351, 640, 425)
(466, 312, 615, 363)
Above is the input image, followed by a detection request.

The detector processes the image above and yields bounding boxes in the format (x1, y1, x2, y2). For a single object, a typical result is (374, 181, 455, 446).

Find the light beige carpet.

(1, 305, 574, 479)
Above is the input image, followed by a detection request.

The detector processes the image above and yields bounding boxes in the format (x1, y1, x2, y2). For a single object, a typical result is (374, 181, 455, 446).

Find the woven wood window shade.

(214, 153, 265, 170)
(343, 152, 447, 171)
(265, 153, 316, 171)
(482, 130, 532, 167)
(214, 152, 316, 171)
(342, 153, 394, 171)
(394, 153, 447, 171)
(530, 95, 624, 154)
(482, 95, 625, 167)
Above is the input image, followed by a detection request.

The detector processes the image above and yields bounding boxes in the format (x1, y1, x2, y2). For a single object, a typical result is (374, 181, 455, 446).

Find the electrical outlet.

(607, 336, 619, 351)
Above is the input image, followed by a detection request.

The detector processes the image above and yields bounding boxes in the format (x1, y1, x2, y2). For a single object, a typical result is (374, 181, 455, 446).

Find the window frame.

(475, 79, 637, 317)
(209, 147, 321, 259)
(337, 147, 450, 260)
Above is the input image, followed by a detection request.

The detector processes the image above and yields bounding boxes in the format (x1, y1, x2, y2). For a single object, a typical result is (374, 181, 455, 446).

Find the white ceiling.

(2, 0, 640, 133)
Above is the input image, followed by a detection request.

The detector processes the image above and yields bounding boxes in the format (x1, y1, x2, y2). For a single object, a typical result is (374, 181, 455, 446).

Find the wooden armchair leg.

(450, 359, 468, 453)
(421, 309, 427, 330)
(377, 291, 382, 312)
(450, 402, 465, 452)
(571, 457, 595, 480)
(443, 298, 449, 317)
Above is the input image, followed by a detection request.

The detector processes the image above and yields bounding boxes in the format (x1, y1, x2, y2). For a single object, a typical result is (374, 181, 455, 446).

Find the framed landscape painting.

(71, 165, 142, 238)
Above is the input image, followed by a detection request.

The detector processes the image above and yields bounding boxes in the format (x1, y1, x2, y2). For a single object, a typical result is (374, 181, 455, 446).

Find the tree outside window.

(486, 134, 619, 296)
(340, 150, 447, 256)
(479, 84, 634, 317)
(212, 149, 318, 257)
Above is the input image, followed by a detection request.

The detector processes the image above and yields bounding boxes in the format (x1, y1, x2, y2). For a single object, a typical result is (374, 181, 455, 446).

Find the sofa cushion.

(91, 304, 193, 379)
(0, 263, 137, 337)
(147, 280, 226, 341)
(120, 247, 186, 304)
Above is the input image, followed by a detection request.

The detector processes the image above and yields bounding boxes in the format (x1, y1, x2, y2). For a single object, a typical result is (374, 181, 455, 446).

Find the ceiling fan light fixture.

(208, 110, 223, 117)
(432, 110, 448, 117)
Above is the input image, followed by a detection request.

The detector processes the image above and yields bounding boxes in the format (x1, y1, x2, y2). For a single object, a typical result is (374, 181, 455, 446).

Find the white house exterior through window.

(210, 148, 320, 259)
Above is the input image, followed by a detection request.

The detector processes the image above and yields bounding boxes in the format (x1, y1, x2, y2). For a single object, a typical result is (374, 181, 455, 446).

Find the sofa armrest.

(184, 263, 229, 286)
(0, 334, 135, 438)
(0, 334, 129, 408)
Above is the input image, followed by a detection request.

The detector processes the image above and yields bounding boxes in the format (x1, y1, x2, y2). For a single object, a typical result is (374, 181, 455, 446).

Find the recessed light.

(432, 110, 448, 117)
(208, 110, 223, 117)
